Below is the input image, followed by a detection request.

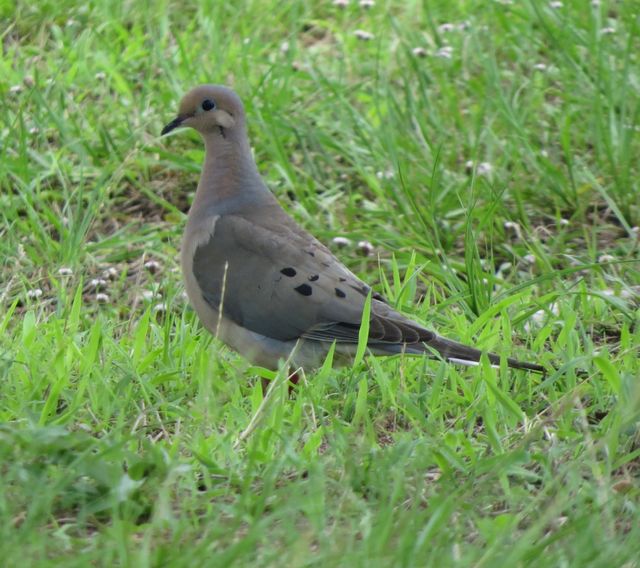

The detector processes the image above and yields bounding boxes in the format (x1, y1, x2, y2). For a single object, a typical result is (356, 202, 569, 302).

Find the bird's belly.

(184, 281, 324, 369)
(181, 229, 318, 368)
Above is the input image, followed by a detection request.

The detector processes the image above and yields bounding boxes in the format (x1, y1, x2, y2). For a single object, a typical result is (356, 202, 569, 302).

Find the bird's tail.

(423, 335, 545, 374)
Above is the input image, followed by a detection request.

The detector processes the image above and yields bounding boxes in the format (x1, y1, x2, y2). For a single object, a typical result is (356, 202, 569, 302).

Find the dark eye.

(201, 99, 216, 111)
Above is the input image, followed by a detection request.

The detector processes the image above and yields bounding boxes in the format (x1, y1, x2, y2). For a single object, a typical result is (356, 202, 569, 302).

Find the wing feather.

(191, 213, 433, 348)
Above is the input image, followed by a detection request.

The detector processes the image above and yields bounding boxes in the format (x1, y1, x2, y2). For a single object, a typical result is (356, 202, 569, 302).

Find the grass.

(1, 0, 640, 565)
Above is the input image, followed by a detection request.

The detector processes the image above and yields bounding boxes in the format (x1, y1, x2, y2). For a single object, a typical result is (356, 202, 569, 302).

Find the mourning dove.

(162, 85, 544, 374)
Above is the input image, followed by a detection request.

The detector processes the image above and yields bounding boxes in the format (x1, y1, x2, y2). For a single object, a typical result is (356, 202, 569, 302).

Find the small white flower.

(434, 46, 453, 59)
(559, 218, 570, 226)
(549, 1, 563, 8)
(477, 162, 493, 176)
(376, 169, 394, 180)
(144, 259, 161, 274)
(601, 288, 615, 297)
(357, 240, 374, 256)
(529, 304, 558, 326)
(591, 0, 600, 6)
(354, 30, 375, 41)
(600, 27, 615, 35)
(531, 309, 546, 325)
(27, 288, 43, 299)
(153, 303, 167, 313)
(523, 254, 536, 265)
(333, 0, 349, 7)
(540, 149, 549, 158)
(58, 267, 73, 276)
(598, 254, 615, 263)
(332, 236, 352, 248)
(103, 267, 119, 280)
(95, 293, 110, 303)
(533, 63, 547, 71)
(412, 47, 428, 58)
(359, 0, 375, 8)
(504, 221, 522, 240)
(94, 72, 106, 81)
(89, 278, 108, 290)
(9, 85, 23, 94)
(29, 127, 39, 135)
(142, 290, 161, 301)
(280, 41, 289, 54)
(438, 23, 456, 33)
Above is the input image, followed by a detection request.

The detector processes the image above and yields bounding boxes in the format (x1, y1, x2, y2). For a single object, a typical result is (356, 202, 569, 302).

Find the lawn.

(1, 0, 639, 565)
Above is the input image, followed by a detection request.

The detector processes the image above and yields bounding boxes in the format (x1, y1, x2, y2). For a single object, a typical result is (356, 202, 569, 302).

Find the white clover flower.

(354, 30, 375, 41)
(357, 240, 374, 256)
(434, 46, 453, 59)
(89, 278, 108, 290)
(144, 259, 161, 274)
(332, 236, 352, 249)
(438, 23, 456, 33)
(477, 162, 493, 176)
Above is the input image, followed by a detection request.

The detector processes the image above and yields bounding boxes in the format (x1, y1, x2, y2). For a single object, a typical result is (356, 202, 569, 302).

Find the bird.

(161, 85, 544, 374)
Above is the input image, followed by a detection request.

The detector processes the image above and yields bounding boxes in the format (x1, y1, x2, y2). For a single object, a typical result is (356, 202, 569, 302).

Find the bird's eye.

(201, 99, 216, 111)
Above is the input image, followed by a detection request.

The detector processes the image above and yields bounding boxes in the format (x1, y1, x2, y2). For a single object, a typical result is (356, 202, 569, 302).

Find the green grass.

(2, 0, 640, 565)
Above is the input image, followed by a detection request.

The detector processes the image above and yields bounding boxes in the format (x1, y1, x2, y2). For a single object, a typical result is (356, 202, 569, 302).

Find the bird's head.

(161, 85, 244, 137)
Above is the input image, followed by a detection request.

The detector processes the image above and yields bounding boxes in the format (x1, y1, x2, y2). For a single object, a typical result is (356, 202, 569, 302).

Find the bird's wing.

(190, 213, 434, 346)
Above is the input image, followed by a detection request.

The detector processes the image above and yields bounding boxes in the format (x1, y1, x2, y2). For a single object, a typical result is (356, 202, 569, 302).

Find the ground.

(1, 0, 639, 565)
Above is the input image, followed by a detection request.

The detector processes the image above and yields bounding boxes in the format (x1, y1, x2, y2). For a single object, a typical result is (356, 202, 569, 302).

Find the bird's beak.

(161, 115, 187, 136)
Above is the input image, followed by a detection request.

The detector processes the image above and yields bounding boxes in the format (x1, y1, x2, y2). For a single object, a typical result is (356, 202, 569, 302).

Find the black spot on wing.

(295, 284, 313, 296)
(335, 288, 346, 298)
(280, 267, 296, 277)
(346, 281, 389, 303)
(308, 274, 319, 281)
(373, 291, 388, 303)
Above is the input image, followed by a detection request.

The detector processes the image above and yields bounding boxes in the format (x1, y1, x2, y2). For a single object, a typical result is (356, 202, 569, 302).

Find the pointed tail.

(424, 335, 545, 373)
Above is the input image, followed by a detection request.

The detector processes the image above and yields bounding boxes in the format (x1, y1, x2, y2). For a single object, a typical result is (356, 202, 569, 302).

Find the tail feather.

(424, 335, 545, 374)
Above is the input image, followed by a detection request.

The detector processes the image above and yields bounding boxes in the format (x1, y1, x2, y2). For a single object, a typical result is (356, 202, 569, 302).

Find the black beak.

(161, 115, 186, 136)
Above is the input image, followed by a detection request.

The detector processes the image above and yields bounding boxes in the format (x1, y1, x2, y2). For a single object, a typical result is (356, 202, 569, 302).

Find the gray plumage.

(162, 85, 544, 374)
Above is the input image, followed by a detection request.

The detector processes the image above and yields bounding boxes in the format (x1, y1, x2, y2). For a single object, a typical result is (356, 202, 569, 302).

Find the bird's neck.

(190, 128, 274, 219)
